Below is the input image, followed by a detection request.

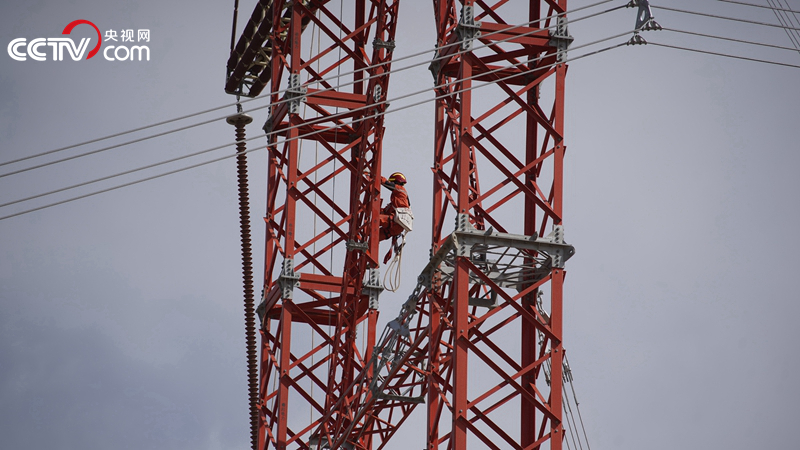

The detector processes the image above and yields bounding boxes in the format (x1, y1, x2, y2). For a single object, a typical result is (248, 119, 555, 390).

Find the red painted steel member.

(378, 172, 410, 241)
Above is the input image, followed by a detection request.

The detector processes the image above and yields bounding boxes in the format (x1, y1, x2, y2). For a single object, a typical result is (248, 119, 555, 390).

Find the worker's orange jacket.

(380, 176, 410, 214)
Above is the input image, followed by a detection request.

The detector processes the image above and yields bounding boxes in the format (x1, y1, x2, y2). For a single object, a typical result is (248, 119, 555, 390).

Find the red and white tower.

(226, 0, 575, 448)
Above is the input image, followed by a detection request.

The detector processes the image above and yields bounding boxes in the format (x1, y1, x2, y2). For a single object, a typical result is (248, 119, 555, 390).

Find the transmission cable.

(767, 0, 800, 52)
(6, 0, 616, 173)
(1, 2, 627, 180)
(0, 134, 258, 221)
(563, 390, 583, 450)
(718, 0, 800, 14)
(3, 27, 631, 211)
(561, 387, 582, 450)
(768, 0, 800, 50)
(777, 0, 800, 29)
(0, 100, 246, 169)
(663, 27, 800, 52)
(0, 36, 630, 221)
(0, 138, 254, 211)
(648, 41, 800, 69)
(0, 4, 620, 178)
(541, 350, 590, 450)
(16, 21, 794, 221)
(0, 0, 618, 171)
(0, 113, 238, 178)
(1, 27, 633, 211)
(652, 5, 800, 32)
(566, 354, 592, 450)
(564, 353, 591, 450)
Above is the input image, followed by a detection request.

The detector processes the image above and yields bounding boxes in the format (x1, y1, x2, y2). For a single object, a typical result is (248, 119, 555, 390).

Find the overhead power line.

(766, 0, 800, 53)
(653, 4, 800, 67)
(648, 41, 800, 69)
(17, 11, 796, 220)
(0, 113, 231, 178)
(652, 5, 800, 32)
(0, 134, 260, 222)
(1, 2, 626, 179)
(0, 100, 242, 169)
(718, 0, 800, 14)
(0, 140, 244, 210)
(0, 36, 631, 221)
(2, 29, 631, 211)
(0, 0, 619, 172)
(663, 27, 800, 52)
(565, 354, 591, 450)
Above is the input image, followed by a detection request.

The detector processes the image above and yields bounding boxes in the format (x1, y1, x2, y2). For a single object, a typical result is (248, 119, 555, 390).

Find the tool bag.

(393, 207, 414, 232)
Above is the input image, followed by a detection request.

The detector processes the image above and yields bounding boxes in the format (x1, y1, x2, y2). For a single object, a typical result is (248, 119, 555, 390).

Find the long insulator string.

(227, 111, 259, 450)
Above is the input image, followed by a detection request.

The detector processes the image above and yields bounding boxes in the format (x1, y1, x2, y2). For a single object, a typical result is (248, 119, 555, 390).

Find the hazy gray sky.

(2, 1, 799, 449)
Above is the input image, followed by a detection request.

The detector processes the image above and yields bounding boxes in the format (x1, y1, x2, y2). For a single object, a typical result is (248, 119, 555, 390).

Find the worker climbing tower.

(226, 0, 576, 448)
(226, 0, 400, 448)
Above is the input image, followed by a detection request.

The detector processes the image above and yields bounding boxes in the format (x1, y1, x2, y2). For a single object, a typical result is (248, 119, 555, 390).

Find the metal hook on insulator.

(226, 107, 259, 450)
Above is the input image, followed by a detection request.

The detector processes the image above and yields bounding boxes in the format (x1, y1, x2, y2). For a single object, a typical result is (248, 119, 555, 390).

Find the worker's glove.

(383, 247, 393, 264)
(392, 236, 403, 254)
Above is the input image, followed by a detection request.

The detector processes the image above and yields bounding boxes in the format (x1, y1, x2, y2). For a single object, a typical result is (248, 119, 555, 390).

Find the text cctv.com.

(8, 38, 149, 61)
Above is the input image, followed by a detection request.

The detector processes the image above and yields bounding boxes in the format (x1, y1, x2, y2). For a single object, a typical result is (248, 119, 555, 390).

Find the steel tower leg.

(224, 0, 400, 448)
(428, 0, 571, 448)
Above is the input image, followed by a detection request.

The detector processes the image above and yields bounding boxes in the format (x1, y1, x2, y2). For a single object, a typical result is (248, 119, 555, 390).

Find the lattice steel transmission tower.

(226, 0, 575, 448)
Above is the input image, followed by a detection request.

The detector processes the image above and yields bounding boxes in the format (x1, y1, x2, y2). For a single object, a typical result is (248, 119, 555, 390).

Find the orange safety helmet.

(388, 172, 407, 185)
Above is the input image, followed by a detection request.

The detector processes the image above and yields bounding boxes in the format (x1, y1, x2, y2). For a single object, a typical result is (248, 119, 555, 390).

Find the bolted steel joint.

(362, 268, 384, 310)
(548, 16, 574, 63)
(372, 38, 396, 51)
(278, 258, 300, 299)
(457, 5, 482, 51)
(287, 73, 308, 115)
